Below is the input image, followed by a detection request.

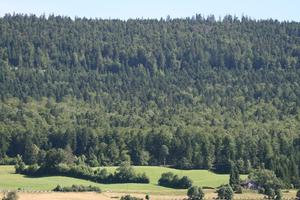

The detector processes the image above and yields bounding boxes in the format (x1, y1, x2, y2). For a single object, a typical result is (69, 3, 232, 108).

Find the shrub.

(14, 155, 25, 174)
(187, 186, 205, 200)
(158, 172, 174, 186)
(217, 185, 234, 200)
(179, 176, 193, 189)
(158, 172, 193, 189)
(68, 164, 95, 179)
(265, 187, 275, 199)
(135, 172, 150, 184)
(112, 162, 150, 184)
(120, 195, 143, 200)
(145, 194, 150, 200)
(296, 189, 300, 200)
(56, 163, 71, 174)
(2, 191, 18, 200)
(24, 164, 39, 176)
(0, 156, 17, 165)
(258, 187, 265, 194)
(292, 178, 300, 189)
(234, 185, 243, 194)
(249, 169, 283, 191)
(275, 189, 282, 200)
(94, 168, 110, 182)
(53, 184, 101, 193)
(53, 185, 63, 192)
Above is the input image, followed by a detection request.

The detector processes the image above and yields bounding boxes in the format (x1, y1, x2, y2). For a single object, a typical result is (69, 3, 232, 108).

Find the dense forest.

(0, 14, 300, 186)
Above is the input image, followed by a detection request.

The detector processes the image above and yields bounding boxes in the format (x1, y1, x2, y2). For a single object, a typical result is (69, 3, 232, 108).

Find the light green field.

(0, 165, 247, 194)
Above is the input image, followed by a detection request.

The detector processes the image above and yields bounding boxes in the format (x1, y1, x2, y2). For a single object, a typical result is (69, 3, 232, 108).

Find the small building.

(241, 180, 258, 190)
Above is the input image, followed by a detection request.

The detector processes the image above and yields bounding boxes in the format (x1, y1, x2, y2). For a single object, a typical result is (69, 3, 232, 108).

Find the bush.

(112, 162, 150, 184)
(68, 164, 95, 179)
(134, 172, 150, 184)
(14, 155, 25, 174)
(0, 156, 17, 165)
(94, 168, 109, 181)
(56, 163, 71, 174)
(179, 176, 193, 189)
(158, 172, 192, 189)
(145, 194, 150, 200)
(53, 185, 63, 192)
(296, 189, 300, 200)
(158, 172, 173, 186)
(2, 191, 18, 200)
(53, 184, 101, 193)
(265, 187, 275, 199)
(275, 189, 282, 200)
(217, 185, 234, 200)
(120, 195, 143, 200)
(24, 164, 39, 176)
(235, 185, 242, 194)
(249, 169, 283, 191)
(292, 178, 300, 189)
(258, 187, 265, 194)
(187, 186, 205, 200)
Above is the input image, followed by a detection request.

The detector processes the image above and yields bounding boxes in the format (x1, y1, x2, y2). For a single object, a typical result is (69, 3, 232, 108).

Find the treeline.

(15, 152, 149, 184)
(0, 14, 300, 185)
(5, 118, 300, 187)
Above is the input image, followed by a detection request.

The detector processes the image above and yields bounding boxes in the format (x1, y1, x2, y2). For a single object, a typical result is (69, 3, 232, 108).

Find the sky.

(0, 0, 299, 21)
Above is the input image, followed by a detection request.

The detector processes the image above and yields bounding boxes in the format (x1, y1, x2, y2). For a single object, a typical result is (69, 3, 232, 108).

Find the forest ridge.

(0, 14, 300, 186)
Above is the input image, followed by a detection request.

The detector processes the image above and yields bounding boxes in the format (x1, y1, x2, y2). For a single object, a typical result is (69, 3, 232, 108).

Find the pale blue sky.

(0, 0, 299, 21)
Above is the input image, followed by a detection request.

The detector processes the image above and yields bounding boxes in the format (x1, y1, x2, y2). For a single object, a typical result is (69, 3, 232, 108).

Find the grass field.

(0, 165, 247, 194)
(101, 166, 248, 188)
(0, 166, 298, 199)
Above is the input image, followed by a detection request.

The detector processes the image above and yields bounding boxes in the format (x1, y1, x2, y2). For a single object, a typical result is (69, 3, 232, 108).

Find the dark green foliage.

(2, 191, 18, 200)
(16, 157, 149, 184)
(265, 187, 275, 199)
(0, 157, 17, 165)
(44, 148, 73, 168)
(24, 164, 39, 175)
(229, 162, 240, 191)
(274, 189, 282, 200)
(217, 185, 234, 200)
(249, 169, 283, 194)
(296, 189, 300, 200)
(53, 184, 101, 192)
(180, 176, 194, 189)
(120, 195, 143, 200)
(187, 186, 205, 200)
(0, 14, 300, 185)
(160, 145, 169, 166)
(234, 185, 242, 194)
(145, 194, 150, 200)
(113, 162, 150, 183)
(14, 155, 25, 174)
(158, 172, 192, 189)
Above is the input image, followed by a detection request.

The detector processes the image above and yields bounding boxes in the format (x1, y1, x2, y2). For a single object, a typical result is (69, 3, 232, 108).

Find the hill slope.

(0, 14, 300, 184)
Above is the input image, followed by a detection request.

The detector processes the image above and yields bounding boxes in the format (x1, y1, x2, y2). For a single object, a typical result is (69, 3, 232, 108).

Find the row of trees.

(3, 118, 300, 186)
(15, 154, 149, 184)
(53, 184, 101, 193)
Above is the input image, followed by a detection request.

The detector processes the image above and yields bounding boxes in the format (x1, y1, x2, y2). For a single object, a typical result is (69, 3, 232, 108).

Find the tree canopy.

(0, 14, 300, 185)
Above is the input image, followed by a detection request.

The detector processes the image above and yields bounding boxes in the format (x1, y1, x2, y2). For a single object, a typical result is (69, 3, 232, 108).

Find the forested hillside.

(0, 14, 300, 185)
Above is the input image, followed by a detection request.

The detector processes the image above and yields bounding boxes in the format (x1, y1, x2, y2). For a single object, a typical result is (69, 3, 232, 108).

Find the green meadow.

(0, 165, 247, 194)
